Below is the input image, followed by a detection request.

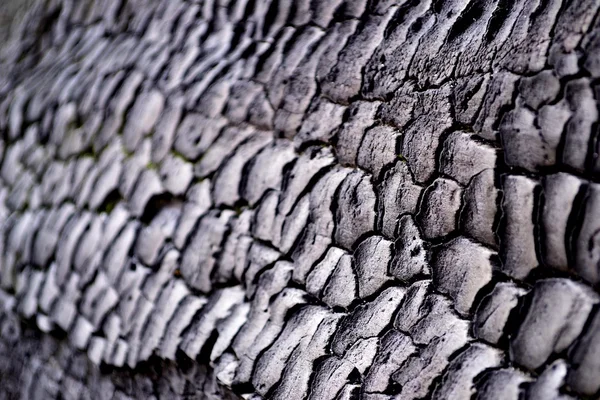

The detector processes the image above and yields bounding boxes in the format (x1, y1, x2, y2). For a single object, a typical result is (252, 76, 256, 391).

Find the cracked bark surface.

(1, 0, 600, 398)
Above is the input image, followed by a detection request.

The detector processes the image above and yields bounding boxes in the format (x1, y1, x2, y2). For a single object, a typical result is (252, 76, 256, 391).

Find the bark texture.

(1, 0, 600, 398)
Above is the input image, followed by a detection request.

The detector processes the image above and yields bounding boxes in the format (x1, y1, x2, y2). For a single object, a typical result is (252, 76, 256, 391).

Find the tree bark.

(1, 0, 600, 398)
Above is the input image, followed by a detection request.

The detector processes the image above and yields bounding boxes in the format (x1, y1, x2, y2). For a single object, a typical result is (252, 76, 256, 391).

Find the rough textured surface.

(1, 0, 600, 398)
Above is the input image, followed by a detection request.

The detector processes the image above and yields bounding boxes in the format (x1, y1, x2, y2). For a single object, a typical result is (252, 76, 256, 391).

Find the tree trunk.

(1, 0, 600, 398)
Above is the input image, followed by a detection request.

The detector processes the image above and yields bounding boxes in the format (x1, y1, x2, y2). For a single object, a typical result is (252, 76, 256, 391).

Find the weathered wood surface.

(1, 0, 600, 398)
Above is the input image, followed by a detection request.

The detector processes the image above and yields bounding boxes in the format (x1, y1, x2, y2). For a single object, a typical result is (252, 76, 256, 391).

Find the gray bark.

(1, 0, 600, 398)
